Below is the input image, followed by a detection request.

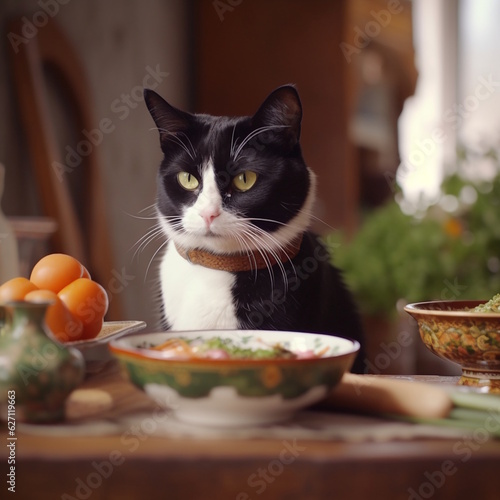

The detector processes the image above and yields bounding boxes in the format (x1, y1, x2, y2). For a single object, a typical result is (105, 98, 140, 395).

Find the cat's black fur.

(145, 85, 365, 373)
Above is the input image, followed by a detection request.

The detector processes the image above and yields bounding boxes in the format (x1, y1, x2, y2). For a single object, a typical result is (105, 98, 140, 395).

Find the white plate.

(68, 320, 147, 349)
(69, 320, 147, 371)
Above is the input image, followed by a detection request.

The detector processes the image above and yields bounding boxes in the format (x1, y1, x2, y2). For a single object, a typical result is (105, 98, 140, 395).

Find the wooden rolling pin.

(324, 373, 454, 419)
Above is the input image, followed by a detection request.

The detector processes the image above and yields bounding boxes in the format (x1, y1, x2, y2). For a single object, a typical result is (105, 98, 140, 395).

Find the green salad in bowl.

(140, 335, 326, 361)
(470, 293, 500, 313)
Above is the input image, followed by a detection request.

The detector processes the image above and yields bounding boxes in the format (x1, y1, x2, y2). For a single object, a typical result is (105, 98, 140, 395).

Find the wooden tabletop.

(2, 361, 500, 500)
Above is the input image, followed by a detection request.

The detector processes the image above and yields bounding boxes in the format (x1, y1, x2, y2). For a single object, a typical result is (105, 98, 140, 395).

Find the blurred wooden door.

(194, 0, 358, 234)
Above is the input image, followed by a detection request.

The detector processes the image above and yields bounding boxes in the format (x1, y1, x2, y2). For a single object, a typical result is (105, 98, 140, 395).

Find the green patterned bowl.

(109, 330, 359, 427)
(405, 300, 500, 392)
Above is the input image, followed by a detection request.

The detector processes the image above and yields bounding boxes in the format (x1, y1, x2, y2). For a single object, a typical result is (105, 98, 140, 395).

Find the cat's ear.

(251, 85, 302, 145)
(144, 89, 192, 139)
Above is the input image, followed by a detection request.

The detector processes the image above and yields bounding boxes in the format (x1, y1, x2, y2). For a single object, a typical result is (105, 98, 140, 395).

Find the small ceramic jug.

(0, 300, 85, 423)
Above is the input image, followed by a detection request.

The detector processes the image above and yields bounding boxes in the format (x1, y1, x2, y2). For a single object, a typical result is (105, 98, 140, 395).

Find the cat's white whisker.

(246, 227, 291, 292)
(179, 131, 197, 159)
(232, 125, 288, 161)
(128, 214, 161, 221)
(155, 128, 196, 160)
(130, 222, 162, 248)
(157, 215, 185, 228)
(238, 216, 288, 227)
(244, 222, 293, 256)
(123, 204, 159, 221)
(239, 229, 277, 292)
(233, 221, 293, 293)
(247, 223, 295, 287)
(133, 204, 158, 217)
(138, 203, 159, 214)
(144, 238, 169, 283)
(230, 123, 239, 158)
(129, 224, 164, 260)
(287, 204, 335, 232)
(232, 232, 259, 280)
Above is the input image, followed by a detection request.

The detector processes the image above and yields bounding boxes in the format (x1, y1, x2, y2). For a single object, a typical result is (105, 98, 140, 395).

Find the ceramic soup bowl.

(109, 329, 359, 427)
(405, 300, 500, 392)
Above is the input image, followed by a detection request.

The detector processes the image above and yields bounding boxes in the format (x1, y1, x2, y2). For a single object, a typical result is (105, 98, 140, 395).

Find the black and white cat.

(144, 85, 365, 372)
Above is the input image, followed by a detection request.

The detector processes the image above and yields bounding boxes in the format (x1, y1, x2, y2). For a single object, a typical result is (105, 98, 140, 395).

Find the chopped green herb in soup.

(146, 336, 323, 360)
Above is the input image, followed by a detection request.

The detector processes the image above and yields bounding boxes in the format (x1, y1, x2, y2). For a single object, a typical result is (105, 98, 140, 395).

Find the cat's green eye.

(232, 171, 258, 192)
(177, 171, 199, 191)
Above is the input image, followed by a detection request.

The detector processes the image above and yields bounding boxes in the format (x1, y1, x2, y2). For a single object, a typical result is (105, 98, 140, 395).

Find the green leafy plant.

(325, 145, 500, 319)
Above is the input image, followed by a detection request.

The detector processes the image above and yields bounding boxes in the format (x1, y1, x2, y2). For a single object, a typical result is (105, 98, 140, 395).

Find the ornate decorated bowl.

(109, 329, 359, 427)
(405, 300, 500, 392)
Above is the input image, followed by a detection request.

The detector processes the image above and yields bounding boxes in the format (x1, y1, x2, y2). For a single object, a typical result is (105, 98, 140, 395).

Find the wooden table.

(2, 361, 500, 500)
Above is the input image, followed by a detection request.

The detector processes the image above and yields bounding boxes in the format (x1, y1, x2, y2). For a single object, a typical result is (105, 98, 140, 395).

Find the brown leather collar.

(175, 235, 303, 272)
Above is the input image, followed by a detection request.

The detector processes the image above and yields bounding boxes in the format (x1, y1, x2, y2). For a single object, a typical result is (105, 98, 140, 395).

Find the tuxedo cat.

(144, 85, 365, 372)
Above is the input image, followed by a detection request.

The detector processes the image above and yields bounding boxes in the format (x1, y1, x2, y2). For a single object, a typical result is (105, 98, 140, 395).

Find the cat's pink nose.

(201, 210, 221, 228)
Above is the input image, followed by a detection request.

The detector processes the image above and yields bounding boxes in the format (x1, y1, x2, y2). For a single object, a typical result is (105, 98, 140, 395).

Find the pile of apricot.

(0, 254, 109, 342)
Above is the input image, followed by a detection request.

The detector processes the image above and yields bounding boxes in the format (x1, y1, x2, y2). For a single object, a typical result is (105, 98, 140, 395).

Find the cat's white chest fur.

(159, 241, 239, 330)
